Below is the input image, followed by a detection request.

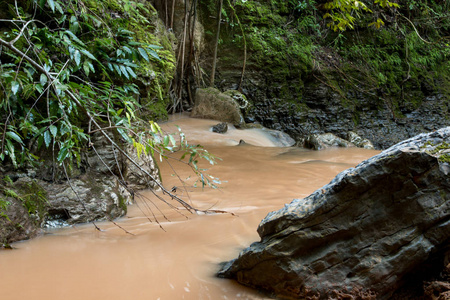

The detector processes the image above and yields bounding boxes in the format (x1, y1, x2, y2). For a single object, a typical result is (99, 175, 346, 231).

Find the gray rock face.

(191, 87, 244, 126)
(0, 129, 160, 244)
(303, 132, 354, 150)
(212, 122, 228, 134)
(41, 175, 129, 226)
(262, 128, 296, 147)
(347, 131, 375, 150)
(244, 84, 448, 150)
(218, 127, 450, 299)
(0, 197, 40, 245)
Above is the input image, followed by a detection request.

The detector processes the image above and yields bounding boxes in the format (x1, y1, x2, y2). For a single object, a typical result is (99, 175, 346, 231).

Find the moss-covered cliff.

(194, 0, 449, 148)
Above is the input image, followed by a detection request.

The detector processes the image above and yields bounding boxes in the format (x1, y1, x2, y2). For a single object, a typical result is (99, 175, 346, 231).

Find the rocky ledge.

(218, 127, 450, 299)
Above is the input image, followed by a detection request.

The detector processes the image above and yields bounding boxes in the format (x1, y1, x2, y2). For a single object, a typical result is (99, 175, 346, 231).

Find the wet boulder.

(191, 87, 244, 126)
(262, 128, 296, 147)
(212, 122, 228, 134)
(303, 132, 353, 150)
(347, 131, 375, 149)
(41, 175, 128, 226)
(218, 127, 450, 299)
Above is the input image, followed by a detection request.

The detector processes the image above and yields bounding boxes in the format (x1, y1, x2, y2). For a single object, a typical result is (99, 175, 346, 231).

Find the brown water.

(0, 115, 379, 300)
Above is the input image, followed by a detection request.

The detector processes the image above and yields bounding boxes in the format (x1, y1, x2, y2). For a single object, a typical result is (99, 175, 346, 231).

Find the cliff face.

(166, 0, 450, 149)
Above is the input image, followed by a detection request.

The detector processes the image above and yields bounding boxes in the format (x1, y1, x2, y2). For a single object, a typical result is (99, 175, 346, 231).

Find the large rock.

(41, 175, 128, 226)
(191, 87, 244, 126)
(303, 132, 354, 150)
(0, 196, 40, 246)
(347, 131, 375, 150)
(218, 127, 450, 299)
(0, 129, 160, 244)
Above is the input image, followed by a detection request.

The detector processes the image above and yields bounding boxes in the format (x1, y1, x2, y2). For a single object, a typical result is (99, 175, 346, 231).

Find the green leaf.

(54, 1, 64, 14)
(80, 49, 97, 61)
(163, 135, 169, 147)
(169, 134, 176, 147)
(122, 46, 132, 54)
(88, 61, 95, 73)
(35, 83, 43, 94)
(11, 81, 20, 95)
(57, 147, 69, 162)
(117, 128, 132, 143)
(147, 49, 160, 60)
(6, 139, 17, 168)
(40, 74, 48, 86)
(83, 61, 90, 76)
(107, 63, 114, 72)
(113, 63, 122, 76)
(64, 30, 85, 46)
(47, 0, 55, 12)
(44, 130, 51, 148)
(126, 66, 137, 78)
(6, 131, 24, 145)
(49, 125, 57, 137)
(120, 65, 129, 79)
(147, 44, 163, 50)
(74, 49, 81, 66)
(138, 47, 149, 61)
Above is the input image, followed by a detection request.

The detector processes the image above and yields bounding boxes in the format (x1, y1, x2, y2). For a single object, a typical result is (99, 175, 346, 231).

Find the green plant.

(0, 198, 11, 221)
(0, 0, 222, 220)
(321, 0, 400, 31)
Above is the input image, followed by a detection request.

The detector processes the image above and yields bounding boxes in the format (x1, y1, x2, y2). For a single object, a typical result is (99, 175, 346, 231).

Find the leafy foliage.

(321, 0, 400, 31)
(0, 0, 218, 191)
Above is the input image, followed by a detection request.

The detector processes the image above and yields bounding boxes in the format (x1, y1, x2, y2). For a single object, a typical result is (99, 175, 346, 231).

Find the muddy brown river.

(0, 115, 379, 300)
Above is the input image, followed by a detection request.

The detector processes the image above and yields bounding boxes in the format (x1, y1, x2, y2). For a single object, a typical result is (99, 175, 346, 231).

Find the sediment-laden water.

(0, 115, 379, 300)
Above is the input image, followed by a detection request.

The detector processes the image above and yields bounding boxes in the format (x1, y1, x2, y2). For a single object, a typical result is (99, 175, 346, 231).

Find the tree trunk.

(210, 0, 223, 87)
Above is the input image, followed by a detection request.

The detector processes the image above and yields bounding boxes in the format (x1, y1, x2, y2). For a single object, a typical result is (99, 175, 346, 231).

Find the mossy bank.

(195, 0, 450, 149)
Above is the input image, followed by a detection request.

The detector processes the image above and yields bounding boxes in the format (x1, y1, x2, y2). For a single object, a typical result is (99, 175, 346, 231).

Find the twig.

(398, 13, 432, 44)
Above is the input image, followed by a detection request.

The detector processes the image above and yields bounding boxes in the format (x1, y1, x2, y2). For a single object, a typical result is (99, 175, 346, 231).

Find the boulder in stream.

(304, 132, 354, 150)
(218, 127, 450, 299)
(212, 122, 228, 134)
(347, 131, 375, 150)
(191, 87, 244, 126)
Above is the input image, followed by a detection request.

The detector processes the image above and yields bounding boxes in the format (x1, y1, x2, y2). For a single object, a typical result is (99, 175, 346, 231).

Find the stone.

(303, 132, 353, 150)
(347, 131, 375, 149)
(124, 144, 161, 191)
(212, 122, 228, 134)
(191, 87, 244, 126)
(262, 128, 296, 147)
(218, 127, 450, 299)
(87, 131, 160, 191)
(0, 197, 40, 246)
(40, 174, 128, 225)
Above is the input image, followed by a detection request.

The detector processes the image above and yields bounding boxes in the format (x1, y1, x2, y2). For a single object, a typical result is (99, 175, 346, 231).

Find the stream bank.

(0, 116, 380, 299)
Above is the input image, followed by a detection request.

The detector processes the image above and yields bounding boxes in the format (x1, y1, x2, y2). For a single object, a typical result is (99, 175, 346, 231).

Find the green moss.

(422, 141, 450, 163)
(118, 194, 127, 214)
(19, 181, 48, 225)
(0, 199, 11, 221)
(440, 154, 450, 163)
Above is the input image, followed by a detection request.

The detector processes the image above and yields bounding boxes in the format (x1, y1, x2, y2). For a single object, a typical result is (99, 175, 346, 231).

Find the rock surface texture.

(191, 87, 244, 126)
(0, 131, 160, 245)
(218, 127, 450, 299)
